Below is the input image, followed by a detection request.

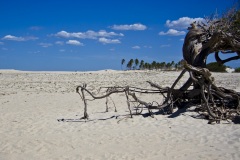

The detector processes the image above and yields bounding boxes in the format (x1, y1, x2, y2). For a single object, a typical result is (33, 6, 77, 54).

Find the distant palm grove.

(121, 58, 184, 71)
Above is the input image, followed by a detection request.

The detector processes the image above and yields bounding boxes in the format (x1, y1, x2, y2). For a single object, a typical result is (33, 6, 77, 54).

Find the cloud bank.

(2, 35, 38, 41)
(166, 17, 205, 29)
(132, 46, 141, 49)
(159, 17, 205, 36)
(98, 38, 121, 44)
(66, 40, 83, 46)
(2, 35, 25, 41)
(55, 30, 123, 39)
(159, 29, 186, 36)
(111, 23, 147, 30)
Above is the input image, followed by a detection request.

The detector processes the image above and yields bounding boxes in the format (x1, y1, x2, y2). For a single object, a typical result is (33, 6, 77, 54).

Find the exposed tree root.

(76, 9, 240, 124)
(76, 63, 240, 124)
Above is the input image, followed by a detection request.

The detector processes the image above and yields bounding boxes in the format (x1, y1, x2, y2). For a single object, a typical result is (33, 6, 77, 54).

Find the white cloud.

(2, 35, 38, 41)
(97, 30, 124, 37)
(66, 40, 83, 46)
(55, 30, 124, 39)
(159, 29, 186, 36)
(166, 17, 205, 29)
(2, 35, 25, 41)
(132, 46, 141, 49)
(39, 43, 52, 48)
(56, 31, 70, 38)
(111, 23, 147, 30)
(98, 38, 121, 44)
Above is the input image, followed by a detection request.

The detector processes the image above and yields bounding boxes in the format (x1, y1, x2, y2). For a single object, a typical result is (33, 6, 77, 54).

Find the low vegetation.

(121, 58, 184, 71)
(235, 67, 240, 72)
(206, 62, 227, 72)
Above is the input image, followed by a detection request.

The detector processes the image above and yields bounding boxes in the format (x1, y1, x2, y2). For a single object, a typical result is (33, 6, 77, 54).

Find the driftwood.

(76, 9, 240, 124)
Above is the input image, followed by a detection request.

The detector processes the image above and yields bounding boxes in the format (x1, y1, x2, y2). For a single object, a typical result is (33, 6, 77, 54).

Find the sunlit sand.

(0, 70, 239, 160)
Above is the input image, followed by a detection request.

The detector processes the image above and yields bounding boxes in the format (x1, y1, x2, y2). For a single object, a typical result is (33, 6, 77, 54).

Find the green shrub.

(235, 67, 240, 72)
(206, 62, 227, 72)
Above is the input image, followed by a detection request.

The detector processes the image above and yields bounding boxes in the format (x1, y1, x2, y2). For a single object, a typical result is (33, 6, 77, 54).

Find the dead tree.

(76, 9, 240, 124)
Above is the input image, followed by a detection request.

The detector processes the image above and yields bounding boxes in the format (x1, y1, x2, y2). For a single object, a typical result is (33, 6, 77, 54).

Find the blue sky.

(0, 0, 239, 71)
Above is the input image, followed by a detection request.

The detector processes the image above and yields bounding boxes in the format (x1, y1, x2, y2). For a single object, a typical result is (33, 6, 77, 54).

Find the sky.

(0, 0, 239, 71)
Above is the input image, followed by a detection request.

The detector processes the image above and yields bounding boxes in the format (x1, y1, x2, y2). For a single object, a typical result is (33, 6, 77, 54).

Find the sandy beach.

(0, 70, 240, 160)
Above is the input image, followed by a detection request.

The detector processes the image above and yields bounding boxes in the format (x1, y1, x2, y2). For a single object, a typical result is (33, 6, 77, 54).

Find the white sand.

(0, 70, 240, 160)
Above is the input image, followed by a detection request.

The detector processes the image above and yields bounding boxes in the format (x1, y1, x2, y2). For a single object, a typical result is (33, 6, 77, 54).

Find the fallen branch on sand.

(76, 8, 240, 124)
(76, 62, 240, 124)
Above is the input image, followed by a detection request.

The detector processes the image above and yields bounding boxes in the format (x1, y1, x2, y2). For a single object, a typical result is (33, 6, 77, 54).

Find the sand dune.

(0, 70, 240, 160)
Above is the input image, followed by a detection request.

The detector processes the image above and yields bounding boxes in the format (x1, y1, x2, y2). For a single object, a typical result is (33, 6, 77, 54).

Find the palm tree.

(175, 63, 178, 70)
(130, 59, 134, 70)
(166, 62, 171, 70)
(127, 59, 134, 70)
(170, 61, 175, 70)
(139, 60, 144, 70)
(144, 62, 151, 70)
(144, 63, 148, 70)
(134, 59, 139, 70)
(152, 61, 157, 70)
(156, 62, 161, 70)
(121, 59, 125, 70)
(160, 62, 166, 70)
